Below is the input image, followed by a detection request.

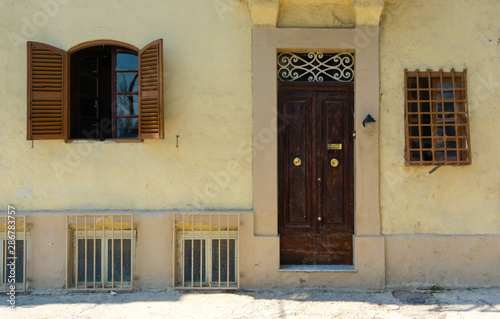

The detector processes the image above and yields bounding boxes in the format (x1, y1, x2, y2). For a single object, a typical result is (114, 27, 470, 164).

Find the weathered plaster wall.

(380, 0, 500, 235)
(278, 0, 355, 28)
(385, 236, 500, 287)
(0, 0, 252, 211)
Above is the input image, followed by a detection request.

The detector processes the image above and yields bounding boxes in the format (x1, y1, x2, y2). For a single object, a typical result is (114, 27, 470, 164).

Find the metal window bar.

(404, 69, 471, 166)
(1, 215, 28, 293)
(173, 213, 240, 290)
(66, 214, 135, 291)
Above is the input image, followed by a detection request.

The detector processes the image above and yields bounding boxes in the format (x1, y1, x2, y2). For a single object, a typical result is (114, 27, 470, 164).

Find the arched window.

(27, 39, 164, 141)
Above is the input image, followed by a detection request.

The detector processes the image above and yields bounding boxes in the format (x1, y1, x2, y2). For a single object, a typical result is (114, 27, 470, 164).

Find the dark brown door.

(278, 82, 354, 265)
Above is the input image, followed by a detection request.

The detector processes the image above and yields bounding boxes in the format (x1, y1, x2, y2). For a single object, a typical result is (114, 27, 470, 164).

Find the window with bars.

(1, 216, 29, 292)
(173, 213, 239, 290)
(404, 69, 471, 165)
(66, 215, 135, 290)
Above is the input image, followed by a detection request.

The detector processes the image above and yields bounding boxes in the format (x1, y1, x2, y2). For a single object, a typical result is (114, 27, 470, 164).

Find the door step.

(279, 265, 357, 272)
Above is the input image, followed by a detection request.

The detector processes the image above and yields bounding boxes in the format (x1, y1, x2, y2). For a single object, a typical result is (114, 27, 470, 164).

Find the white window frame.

(0, 232, 30, 289)
(178, 230, 238, 287)
(74, 230, 136, 288)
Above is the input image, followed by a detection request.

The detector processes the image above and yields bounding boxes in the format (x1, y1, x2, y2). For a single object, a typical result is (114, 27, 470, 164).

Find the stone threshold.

(279, 265, 358, 272)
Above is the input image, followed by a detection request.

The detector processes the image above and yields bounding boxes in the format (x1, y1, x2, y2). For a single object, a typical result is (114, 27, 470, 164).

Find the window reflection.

(116, 52, 138, 70)
(117, 95, 138, 116)
(117, 73, 138, 93)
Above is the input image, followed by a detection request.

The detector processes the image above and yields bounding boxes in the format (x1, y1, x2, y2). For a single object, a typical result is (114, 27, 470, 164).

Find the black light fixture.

(362, 114, 376, 127)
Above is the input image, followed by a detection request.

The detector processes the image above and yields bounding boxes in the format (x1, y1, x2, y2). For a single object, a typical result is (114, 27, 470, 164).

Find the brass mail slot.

(327, 143, 342, 150)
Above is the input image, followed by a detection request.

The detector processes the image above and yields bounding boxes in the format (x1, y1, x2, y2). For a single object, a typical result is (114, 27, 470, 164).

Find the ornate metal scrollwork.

(277, 52, 354, 82)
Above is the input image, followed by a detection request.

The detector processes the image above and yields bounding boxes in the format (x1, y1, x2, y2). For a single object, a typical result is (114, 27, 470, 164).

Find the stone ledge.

(279, 265, 358, 272)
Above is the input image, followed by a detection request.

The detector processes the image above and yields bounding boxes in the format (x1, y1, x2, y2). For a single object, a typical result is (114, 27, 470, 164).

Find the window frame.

(73, 229, 135, 288)
(177, 230, 239, 287)
(113, 48, 140, 139)
(70, 46, 140, 140)
(27, 39, 164, 142)
(0, 231, 30, 291)
(404, 69, 471, 166)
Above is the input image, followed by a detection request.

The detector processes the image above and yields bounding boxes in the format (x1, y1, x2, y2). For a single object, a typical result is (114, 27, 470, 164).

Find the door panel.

(278, 82, 354, 266)
(319, 95, 353, 232)
(279, 94, 314, 231)
(316, 235, 352, 265)
(280, 235, 316, 265)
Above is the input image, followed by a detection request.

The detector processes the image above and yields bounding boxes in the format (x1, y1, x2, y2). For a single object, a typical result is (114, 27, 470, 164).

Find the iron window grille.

(277, 52, 354, 82)
(66, 214, 135, 291)
(173, 213, 239, 290)
(404, 69, 471, 165)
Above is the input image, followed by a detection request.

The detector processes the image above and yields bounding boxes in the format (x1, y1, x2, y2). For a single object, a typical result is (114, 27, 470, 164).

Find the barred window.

(173, 213, 239, 289)
(1, 216, 29, 292)
(66, 215, 135, 290)
(404, 69, 471, 165)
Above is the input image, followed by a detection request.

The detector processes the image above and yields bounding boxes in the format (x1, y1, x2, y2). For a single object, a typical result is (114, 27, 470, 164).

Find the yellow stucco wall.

(380, 0, 500, 235)
(277, 0, 355, 28)
(0, 0, 253, 211)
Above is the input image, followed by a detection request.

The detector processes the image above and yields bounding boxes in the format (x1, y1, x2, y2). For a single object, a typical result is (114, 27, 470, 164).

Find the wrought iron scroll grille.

(278, 52, 354, 82)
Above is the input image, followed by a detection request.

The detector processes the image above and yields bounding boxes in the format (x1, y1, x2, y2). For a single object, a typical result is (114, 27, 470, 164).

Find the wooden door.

(278, 82, 354, 265)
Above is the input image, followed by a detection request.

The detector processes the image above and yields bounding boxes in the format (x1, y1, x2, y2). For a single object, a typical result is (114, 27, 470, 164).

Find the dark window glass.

(79, 119, 99, 139)
(79, 75, 98, 96)
(77, 239, 102, 284)
(80, 56, 98, 74)
(80, 98, 98, 118)
(2, 240, 25, 284)
(117, 96, 138, 116)
(211, 239, 236, 283)
(72, 46, 139, 139)
(117, 73, 139, 93)
(117, 118, 138, 138)
(107, 239, 131, 283)
(184, 239, 206, 283)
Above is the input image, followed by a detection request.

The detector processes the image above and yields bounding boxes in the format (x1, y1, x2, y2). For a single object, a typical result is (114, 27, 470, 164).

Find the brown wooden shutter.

(27, 42, 67, 140)
(138, 39, 164, 139)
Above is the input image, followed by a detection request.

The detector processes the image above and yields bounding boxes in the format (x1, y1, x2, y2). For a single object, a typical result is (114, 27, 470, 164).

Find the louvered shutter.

(138, 39, 164, 139)
(27, 42, 67, 140)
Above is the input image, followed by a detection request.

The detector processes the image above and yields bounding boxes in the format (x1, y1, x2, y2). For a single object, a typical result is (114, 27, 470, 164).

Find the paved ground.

(1, 288, 499, 318)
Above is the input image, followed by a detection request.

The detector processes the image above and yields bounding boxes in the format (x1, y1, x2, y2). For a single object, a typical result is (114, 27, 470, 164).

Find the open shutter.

(138, 39, 164, 139)
(27, 42, 67, 140)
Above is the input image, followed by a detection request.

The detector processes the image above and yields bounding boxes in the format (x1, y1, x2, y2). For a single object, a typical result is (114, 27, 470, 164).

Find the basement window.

(404, 69, 471, 165)
(1, 216, 29, 292)
(173, 213, 239, 289)
(66, 215, 135, 290)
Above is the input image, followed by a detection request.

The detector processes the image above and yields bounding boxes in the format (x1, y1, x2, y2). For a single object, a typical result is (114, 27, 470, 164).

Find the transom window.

(277, 52, 354, 82)
(404, 69, 471, 165)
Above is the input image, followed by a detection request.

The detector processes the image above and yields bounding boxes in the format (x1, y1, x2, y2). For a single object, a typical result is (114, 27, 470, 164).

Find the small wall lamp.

(362, 114, 376, 127)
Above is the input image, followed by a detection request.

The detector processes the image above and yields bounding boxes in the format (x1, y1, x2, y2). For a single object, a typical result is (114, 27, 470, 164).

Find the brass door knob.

(293, 157, 302, 166)
(330, 158, 339, 167)
(318, 216, 322, 221)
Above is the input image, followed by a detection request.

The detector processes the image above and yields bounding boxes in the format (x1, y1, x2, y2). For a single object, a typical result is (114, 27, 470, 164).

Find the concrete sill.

(279, 265, 357, 273)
